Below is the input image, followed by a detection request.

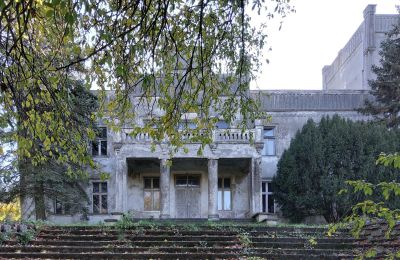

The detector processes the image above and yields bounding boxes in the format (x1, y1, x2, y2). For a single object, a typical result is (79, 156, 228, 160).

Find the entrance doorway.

(175, 175, 201, 218)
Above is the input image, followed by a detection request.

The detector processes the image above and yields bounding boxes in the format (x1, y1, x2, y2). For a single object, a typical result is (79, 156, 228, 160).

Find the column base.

(159, 214, 170, 219)
(208, 214, 219, 221)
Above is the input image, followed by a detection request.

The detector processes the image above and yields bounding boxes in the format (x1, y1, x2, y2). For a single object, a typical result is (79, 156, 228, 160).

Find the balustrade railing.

(120, 128, 258, 144)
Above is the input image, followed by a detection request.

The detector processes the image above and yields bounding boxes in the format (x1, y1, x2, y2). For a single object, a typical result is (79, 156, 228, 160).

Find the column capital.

(160, 158, 171, 165)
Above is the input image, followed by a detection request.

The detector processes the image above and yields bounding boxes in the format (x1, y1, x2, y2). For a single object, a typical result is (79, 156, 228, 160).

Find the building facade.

(322, 5, 398, 90)
(22, 5, 397, 224)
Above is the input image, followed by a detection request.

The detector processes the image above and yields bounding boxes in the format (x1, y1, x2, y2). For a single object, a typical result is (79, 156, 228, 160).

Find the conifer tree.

(272, 115, 400, 223)
(360, 18, 400, 127)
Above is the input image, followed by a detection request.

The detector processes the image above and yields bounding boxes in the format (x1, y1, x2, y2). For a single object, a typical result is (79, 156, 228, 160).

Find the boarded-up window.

(144, 177, 160, 211)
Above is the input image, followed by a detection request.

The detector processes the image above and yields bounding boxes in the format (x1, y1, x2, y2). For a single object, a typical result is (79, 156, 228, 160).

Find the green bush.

(273, 115, 400, 223)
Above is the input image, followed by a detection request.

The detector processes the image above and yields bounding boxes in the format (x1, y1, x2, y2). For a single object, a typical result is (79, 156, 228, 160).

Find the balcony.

(119, 128, 261, 144)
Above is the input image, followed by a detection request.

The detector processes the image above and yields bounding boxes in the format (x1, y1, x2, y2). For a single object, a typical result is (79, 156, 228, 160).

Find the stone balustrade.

(120, 128, 258, 144)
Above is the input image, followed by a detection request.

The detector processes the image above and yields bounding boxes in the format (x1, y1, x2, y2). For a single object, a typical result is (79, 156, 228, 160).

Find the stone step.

(3, 239, 359, 249)
(0, 245, 356, 255)
(41, 225, 335, 233)
(36, 234, 359, 244)
(39, 228, 349, 238)
(0, 252, 355, 259)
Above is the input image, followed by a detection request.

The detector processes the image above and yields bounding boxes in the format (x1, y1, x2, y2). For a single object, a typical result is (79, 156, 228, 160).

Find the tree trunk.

(34, 180, 46, 220)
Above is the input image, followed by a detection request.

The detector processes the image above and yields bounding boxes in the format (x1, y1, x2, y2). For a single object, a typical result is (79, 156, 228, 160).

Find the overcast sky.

(251, 0, 399, 90)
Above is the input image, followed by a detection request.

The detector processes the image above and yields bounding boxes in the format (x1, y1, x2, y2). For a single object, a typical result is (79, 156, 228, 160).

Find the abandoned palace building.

(23, 5, 399, 223)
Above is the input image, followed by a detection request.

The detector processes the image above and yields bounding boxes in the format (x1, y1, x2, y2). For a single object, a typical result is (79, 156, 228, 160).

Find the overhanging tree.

(0, 0, 294, 170)
(272, 115, 400, 223)
(0, 80, 98, 220)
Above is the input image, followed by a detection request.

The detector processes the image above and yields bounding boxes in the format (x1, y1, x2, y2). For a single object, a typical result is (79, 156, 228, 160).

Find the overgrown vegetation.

(273, 115, 400, 223)
(329, 16, 400, 259)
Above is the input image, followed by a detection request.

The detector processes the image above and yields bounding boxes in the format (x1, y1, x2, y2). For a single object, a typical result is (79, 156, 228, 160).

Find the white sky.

(252, 0, 399, 90)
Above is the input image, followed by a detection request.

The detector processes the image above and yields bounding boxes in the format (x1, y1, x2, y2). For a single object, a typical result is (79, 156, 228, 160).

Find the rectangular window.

(262, 127, 276, 156)
(175, 175, 200, 187)
(53, 199, 71, 215)
(178, 120, 197, 130)
(262, 181, 275, 214)
(144, 177, 160, 211)
(93, 182, 108, 214)
(216, 120, 229, 129)
(92, 127, 107, 156)
(218, 177, 232, 211)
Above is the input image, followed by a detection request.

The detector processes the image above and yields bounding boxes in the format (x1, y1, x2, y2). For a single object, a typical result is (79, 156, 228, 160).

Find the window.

(218, 177, 232, 211)
(144, 177, 160, 211)
(216, 120, 229, 129)
(178, 120, 197, 130)
(53, 199, 71, 215)
(175, 175, 200, 187)
(93, 182, 108, 214)
(92, 127, 107, 156)
(262, 181, 275, 213)
(262, 127, 275, 156)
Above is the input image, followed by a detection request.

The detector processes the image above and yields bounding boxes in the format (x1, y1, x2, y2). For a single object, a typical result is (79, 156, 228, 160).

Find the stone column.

(208, 159, 219, 220)
(115, 156, 128, 213)
(251, 157, 262, 215)
(160, 159, 170, 219)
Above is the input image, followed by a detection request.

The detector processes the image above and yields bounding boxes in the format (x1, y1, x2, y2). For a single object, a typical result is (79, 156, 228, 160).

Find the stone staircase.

(0, 222, 368, 259)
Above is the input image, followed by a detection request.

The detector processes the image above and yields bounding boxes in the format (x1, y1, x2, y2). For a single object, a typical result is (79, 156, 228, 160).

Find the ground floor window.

(144, 177, 160, 211)
(53, 199, 71, 215)
(218, 177, 231, 211)
(262, 181, 275, 213)
(93, 182, 108, 214)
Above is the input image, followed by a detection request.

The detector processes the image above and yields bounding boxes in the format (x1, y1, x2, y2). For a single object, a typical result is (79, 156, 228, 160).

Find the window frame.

(175, 175, 201, 188)
(218, 177, 232, 211)
(53, 199, 71, 215)
(143, 177, 161, 211)
(92, 181, 108, 214)
(92, 127, 107, 157)
(262, 127, 276, 156)
(261, 181, 275, 214)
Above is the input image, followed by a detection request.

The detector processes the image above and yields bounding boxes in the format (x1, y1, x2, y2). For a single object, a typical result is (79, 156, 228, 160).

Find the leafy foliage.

(272, 115, 400, 223)
(0, 200, 21, 222)
(0, 0, 294, 168)
(331, 15, 400, 259)
(0, 80, 97, 220)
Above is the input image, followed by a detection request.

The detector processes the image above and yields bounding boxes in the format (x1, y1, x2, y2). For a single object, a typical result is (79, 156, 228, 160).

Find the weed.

(304, 237, 318, 249)
(0, 232, 10, 245)
(116, 212, 139, 230)
(199, 240, 208, 247)
(183, 223, 199, 231)
(238, 232, 252, 248)
(17, 229, 36, 245)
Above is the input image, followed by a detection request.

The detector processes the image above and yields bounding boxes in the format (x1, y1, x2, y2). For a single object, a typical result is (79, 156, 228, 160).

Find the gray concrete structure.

(24, 5, 394, 224)
(322, 5, 398, 90)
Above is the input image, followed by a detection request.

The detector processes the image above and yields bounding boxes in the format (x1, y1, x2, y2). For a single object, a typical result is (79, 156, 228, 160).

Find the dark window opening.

(92, 127, 107, 156)
(93, 182, 108, 214)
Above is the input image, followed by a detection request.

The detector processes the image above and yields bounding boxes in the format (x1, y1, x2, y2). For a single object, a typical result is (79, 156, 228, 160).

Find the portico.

(112, 155, 257, 219)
